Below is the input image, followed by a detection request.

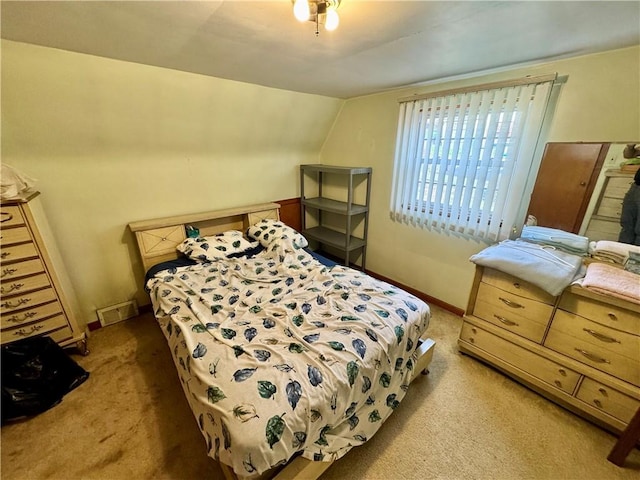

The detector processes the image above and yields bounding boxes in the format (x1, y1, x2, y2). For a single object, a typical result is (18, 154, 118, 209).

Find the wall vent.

(96, 300, 139, 327)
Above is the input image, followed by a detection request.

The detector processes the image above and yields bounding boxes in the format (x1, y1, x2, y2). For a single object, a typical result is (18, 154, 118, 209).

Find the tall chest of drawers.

(584, 169, 635, 242)
(459, 266, 640, 434)
(1, 193, 86, 353)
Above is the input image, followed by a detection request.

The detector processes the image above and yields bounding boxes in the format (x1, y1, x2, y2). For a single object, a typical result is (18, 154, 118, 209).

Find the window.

(390, 75, 558, 242)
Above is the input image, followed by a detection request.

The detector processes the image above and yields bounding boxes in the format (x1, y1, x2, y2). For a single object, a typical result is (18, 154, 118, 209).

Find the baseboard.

(364, 269, 465, 317)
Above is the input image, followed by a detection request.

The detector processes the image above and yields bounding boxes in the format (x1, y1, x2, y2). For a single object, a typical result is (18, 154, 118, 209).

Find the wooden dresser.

(459, 266, 640, 434)
(1, 192, 86, 353)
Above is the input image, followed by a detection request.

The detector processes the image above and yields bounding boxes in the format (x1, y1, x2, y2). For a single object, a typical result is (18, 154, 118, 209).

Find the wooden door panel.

(527, 143, 607, 233)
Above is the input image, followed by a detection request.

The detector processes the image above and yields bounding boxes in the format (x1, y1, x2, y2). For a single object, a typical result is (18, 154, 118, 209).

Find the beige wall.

(320, 46, 640, 310)
(1, 40, 343, 329)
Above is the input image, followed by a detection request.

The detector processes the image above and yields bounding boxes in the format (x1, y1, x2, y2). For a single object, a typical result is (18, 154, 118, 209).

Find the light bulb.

(325, 7, 339, 31)
(293, 0, 310, 22)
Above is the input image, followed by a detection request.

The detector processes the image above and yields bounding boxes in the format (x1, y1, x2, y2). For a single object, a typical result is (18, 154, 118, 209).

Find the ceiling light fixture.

(292, 0, 341, 36)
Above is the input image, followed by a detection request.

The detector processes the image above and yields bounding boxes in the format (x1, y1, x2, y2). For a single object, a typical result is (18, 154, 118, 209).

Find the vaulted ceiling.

(2, 1, 639, 98)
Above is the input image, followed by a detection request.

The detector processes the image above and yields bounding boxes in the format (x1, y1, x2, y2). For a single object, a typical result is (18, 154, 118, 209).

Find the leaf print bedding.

(147, 242, 430, 477)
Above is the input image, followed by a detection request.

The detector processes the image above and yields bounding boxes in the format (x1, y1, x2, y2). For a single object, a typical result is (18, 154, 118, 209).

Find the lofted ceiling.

(1, 1, 639, 99)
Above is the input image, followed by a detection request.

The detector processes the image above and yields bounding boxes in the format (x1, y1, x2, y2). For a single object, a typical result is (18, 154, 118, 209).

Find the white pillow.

(246, 219, 308, 249)
(177, 230, 256, 262)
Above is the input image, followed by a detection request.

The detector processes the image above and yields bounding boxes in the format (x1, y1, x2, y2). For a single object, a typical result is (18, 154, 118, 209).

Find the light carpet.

(2, 306, 638, 479)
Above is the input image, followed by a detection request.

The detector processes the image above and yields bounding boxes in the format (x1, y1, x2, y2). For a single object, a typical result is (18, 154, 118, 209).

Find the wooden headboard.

(128, 203, 280, 273)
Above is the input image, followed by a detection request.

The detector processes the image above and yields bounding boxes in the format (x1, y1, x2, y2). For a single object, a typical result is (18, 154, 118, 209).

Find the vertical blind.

(390, 75, 556, 242)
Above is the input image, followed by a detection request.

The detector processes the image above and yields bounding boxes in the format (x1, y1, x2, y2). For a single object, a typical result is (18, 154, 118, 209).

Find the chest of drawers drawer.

(460, 322, 580, 394)
(1, 314, 68, 344)
(1, 300, 63, 329)
(575, 377, 639, 424)
(1, 226, 32, 246)
(1, 272, 51, 297)
(1, 287, 58, 314)
(0, 258, 45, 281)
(0, 242, 39, 264)
(0, 206, 25, 227)
(596, 197, 623, 218)
(605, 176, 634, 198)
(545, 310, 640, 386)
(472, 282, 553, 343)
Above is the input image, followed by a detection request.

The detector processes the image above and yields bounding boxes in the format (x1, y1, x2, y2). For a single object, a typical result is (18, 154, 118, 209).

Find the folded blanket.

(582, 263, 640, 305)
(469, 239, 585, 296)
(592, 240, 640, 265)
(520, 226, 589, 256)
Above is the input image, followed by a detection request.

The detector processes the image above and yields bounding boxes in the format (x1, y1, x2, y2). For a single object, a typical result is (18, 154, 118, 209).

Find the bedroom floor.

(1, 305, 638, 480)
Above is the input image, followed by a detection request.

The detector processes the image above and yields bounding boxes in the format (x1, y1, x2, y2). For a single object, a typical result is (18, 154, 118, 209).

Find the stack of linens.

(581, 262, 640, 305)
(520, 225, 589, 256)
(470, 239, 585, 296)
(589, 240, 640, 266)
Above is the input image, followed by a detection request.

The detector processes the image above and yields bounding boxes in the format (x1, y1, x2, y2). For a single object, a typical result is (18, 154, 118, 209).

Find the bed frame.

(129, 202, 436, 480)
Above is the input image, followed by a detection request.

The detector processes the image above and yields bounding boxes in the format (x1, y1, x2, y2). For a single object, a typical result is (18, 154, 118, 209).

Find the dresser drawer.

(545, 310, 640, 386)
(0, 206, 25, 228)
(1, 300, 63, 329)
(1, 226, 32, 246)
(0, 258, 45, 281)
(480, 268, 556, 304)
(596, 196, 623, 218)
(1, 314, 68, 344)
(460, 322, 580, 394)
(1, 272, 51, 297)
(0, 242, 39, 264)
(576, 377, 640, 424)
(473, 282, 552, 343)
(559, 292, 639, 335)
(0, 287, 58, 314)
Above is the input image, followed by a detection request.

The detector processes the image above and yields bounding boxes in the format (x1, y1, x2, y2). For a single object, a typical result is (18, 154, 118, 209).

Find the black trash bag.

(1, 336, 89, 424)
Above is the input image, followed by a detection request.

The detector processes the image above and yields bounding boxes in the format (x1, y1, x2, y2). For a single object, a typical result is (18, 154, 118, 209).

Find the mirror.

(528, 142, 639, 244)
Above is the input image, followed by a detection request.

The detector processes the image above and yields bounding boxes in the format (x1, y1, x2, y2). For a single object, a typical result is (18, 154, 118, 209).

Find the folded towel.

(469, 240, 584, 296)
(592, 240, 640, 265)
(520, 226, 589, 256)
(582, 263, 640, 305)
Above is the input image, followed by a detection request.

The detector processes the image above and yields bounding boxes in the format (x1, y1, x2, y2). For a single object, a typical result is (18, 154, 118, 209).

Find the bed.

(129, 203, 435, 480)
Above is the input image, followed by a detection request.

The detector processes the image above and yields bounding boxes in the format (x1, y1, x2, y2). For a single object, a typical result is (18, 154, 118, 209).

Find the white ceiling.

(2, 1, 639, 99)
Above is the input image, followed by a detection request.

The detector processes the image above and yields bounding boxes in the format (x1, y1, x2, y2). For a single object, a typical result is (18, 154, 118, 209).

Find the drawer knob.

(493, 314, 519, 327)
(598, 388, 608, 397)
(558, 368, 567, 377)
(593, 399, 603, 409)
(0, 283, 25, 294)
(471, 327, 477, 334)
(1, 252, 10, 259)
(582, 328, 620, 344)
(554, 380, 563, 388)
(574, 348, 610, 364)
(498, 297, 524, 309)
(1, 267, 18, 278)
(607, 312, 618, 321)
(469, 337, 475, 344)
(512, 282, 521, 289)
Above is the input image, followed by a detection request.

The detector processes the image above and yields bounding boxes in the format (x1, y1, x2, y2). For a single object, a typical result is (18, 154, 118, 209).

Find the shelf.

(303, 226, 366, 251)
(300, 164, 371, 270)
(302, 197, 368, 215)
(300, 164, 372, 175)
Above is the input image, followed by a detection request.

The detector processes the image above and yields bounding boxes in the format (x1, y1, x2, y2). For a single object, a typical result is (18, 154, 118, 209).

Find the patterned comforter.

(147, 244, 430, 477)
